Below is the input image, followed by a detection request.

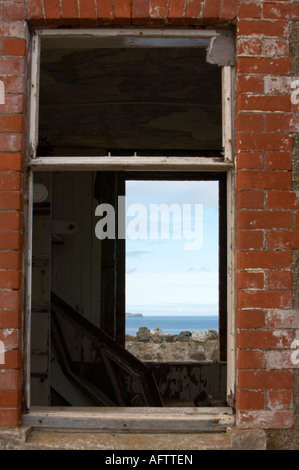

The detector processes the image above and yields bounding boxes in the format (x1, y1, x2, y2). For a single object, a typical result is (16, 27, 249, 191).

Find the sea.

(126, 315, 219, 336)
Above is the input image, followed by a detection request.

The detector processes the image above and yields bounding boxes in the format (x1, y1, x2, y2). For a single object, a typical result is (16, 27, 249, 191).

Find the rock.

(207, 329, 218, 340)
(176, 331, 191, 342)
(150, 328, 164, 343)
(164, 334, 176, 343)
(191, 331, 207, 343)
(136, 326, 150, 342)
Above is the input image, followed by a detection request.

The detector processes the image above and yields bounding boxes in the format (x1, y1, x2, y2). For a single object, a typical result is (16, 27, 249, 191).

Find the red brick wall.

(0, 0, 298, 430)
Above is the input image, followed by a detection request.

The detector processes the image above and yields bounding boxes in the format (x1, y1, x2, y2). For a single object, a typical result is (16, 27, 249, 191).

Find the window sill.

(22, 406, 235, 433)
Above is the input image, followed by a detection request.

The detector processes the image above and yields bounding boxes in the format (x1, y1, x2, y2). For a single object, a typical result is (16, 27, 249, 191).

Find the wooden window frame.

(22, 28, 236, 432)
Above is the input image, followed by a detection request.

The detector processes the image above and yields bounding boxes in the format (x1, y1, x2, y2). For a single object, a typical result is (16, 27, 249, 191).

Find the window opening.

(27, 32, 232, 412)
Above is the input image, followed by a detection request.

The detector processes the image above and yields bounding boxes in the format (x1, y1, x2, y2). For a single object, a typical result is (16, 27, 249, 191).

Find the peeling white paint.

(0, 80, 5, 105)
(3, 329, 13, 338)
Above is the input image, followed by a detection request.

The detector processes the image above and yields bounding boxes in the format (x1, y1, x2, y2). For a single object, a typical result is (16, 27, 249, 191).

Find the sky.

(125, 180, 219, 316)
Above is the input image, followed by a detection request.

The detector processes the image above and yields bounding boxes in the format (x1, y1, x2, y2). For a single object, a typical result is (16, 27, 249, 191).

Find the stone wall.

(125, 327, 219, 363)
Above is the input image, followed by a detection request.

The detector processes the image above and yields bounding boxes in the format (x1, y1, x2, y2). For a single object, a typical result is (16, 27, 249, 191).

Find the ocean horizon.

(126, 315, 219, 336)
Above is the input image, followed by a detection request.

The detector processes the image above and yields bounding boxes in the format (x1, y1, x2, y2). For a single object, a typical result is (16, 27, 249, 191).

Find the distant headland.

(126, 313, 143, 318)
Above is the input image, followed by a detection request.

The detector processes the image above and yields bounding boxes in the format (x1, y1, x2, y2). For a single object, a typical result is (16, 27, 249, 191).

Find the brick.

(236, 152, 264, 170)
(79, 0, 97, 22)
(237, 251, 291, 270)
(264, 76, 291, 95)
(267, 231, 299, 250)
(114, 0, 131, 24)
(0, 135, 22, 153)
(0, 232, 23, 250)
(0, 252, 22, 270)
(266, 350, 299, 370)
(237, 76, 264, 94)
(237, 171, 291, 190)
(185, 0, 203, 19)
(2, 76, 25, 95)
(0, 369, 20, 390)
(0, 58, 25, 76)
(0, 409, 22, 427)
(238, 370, 293, 390)
(263, 38, 289, 57)
(2, 4, 26, 21)
(236, 113, 264, 132)
(237, 95, 291, 113)
(263, 3, 299, 20)
(96, 0, 114, 21)
(267, 271, 292, 290)
(237, 390, 265, 410)
(265, 152, 292, 170)
(132, 0, 150, 22)
(267, 390, 293, 410)
(220, 0, 238, 19)
(168, 0, 185, 24)
(61, 0, 80, 23)
(237, 38, 263, 56)
(236, 190, 264, 209)
(237, 20, 289, 38)
(0, 329, 20, 351)
(237, 271, 264, 290)
(150, 0, 168, 23)
(237, 350, 265, 370)
(0, 389, 21, 408)
(237, 132, 292, 152)
(0, 271, 22, 290)
(0, 192, 23, 210)
(237, 210, 292, 230)
(0, 173, 22, 191)
(265, 113, 299, 133)
(0, 291, 21, 310)
(0, 22, 26, 39)
(0, 154, 23, 172)
(0, 115, 23, 133)
(237, 57, 290, 75)
(267, 310, 299, 329)
(238, 3, 262, 20)
(26, 0, 44, 20)
(2, 39, 26, 58)
(237, 290, 292, 309)
(237, 329, 293, 350)
(0, 212, 23, 231)
(0, 310, 21, 329)
(0, 96, 25, 115)
(43, 0, 61, 20)
(237, 310, 266, 329)
(0, 350, 22, 370)
(236, 230, 264, 250)
(202, 0, 221, 19)
(238, 410, 293, 429)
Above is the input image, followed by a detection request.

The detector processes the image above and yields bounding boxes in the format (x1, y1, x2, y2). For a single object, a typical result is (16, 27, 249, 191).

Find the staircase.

(50, 292, 163, 407)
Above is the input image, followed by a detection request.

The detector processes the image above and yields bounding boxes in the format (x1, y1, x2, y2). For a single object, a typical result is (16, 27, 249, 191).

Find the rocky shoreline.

(125, 327, 219, 363)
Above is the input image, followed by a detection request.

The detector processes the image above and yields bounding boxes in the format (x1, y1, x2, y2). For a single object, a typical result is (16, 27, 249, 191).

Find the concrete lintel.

(206, 31, 235, 66)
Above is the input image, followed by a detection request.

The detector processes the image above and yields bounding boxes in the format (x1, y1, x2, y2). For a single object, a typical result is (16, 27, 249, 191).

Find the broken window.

(25, 30, 235, 417)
